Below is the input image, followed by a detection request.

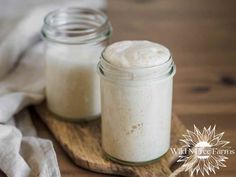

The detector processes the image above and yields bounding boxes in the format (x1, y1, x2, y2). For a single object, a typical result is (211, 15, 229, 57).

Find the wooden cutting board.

(35, 103, 186, 177)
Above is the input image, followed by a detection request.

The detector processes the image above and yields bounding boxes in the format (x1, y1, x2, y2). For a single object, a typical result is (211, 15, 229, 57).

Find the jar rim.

(41, 7, 112, 44)
(97, 49, 176, 82)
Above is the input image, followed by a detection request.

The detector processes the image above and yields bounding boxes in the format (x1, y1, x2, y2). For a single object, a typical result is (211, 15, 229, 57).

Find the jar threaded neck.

(41, 7, 112, 44)
(98, 51, 176, 82)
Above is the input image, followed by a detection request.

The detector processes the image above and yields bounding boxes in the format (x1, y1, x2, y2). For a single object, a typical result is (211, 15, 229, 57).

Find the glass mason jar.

(97, 44, 176, 165)
(41, 7, 112, 121)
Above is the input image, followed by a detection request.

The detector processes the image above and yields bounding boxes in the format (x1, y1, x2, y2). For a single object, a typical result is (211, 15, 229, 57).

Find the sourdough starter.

(46, 44, 103, 120)
(99, 41, 175, 163)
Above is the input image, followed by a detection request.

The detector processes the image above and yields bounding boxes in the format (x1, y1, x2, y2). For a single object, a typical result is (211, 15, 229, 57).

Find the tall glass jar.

(97, 41, 176, 165)
(41, 7, 112, 121)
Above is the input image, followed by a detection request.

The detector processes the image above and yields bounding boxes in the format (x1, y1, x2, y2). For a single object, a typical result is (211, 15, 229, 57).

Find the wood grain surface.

(34, 104, 186, 177)
(0, 0, 235, 177)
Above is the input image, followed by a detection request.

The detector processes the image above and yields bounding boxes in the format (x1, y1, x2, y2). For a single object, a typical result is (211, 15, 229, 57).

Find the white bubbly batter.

(103, 40, 170, 67)
(101, 40, 174, 163)
(46, 44, 103, 120)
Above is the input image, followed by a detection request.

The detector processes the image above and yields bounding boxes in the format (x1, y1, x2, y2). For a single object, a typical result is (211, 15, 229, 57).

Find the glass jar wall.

(42, 7, 112, 121)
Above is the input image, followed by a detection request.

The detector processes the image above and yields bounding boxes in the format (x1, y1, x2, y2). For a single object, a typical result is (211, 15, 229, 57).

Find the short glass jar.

(97, 41, 176, 165)
(41, 7, 112, 121)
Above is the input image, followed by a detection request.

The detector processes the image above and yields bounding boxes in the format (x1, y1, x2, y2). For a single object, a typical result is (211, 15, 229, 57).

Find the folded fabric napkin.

(0, 1, 106, 177)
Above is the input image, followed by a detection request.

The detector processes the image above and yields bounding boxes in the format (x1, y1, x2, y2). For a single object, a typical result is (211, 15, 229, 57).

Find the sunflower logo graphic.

(170, 125, 234, 177)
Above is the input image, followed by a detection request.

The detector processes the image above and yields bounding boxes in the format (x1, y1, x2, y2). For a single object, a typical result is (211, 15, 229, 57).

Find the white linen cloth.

(0, 1, 107, 177)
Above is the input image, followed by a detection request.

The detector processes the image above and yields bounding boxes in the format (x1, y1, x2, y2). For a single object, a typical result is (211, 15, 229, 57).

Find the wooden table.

(34, 1, 236, 176)
(2, 0, 236, 176)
